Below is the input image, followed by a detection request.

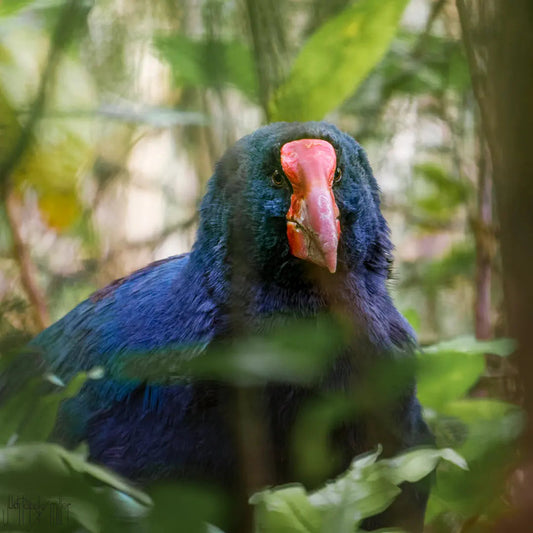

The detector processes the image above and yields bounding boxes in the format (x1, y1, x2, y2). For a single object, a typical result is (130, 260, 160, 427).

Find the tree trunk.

(457, 1, 533, 530)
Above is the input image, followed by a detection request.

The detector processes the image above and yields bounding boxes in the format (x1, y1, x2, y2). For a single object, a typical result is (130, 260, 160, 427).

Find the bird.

(28, 121, 433, 531)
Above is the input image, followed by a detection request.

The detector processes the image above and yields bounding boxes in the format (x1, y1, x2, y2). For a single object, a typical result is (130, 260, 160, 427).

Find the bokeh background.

(1, 0, 532, 532)
(0, 0, 490, 342)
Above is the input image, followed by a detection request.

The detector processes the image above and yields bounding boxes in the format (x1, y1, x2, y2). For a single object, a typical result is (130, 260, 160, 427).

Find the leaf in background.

(154, 34, 258, 100)
(0, 25, 95, 231)
(0, 377, 41, 445)
(0, 86, 20, 160)
(424, 336, 516, 357)
(0, 0, 35, 17)
(438, 399, 523, 461)
(16, 370, 90, 442)
(37, 189, 80, 229)
(414, 162, 471, 216)
(401, 308, 421, 334)
(416, 350, 484, 410)
(270, 0, 410, 121)
(423, 245, 475, 287)
(426, 402, 523, 522)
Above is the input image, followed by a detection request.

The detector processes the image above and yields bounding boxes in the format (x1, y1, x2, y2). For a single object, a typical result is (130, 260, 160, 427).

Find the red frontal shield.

(280, 139, 341, 273)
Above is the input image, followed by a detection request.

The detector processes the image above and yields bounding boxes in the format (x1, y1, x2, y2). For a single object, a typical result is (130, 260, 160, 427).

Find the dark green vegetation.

(0, 330, 519, 532)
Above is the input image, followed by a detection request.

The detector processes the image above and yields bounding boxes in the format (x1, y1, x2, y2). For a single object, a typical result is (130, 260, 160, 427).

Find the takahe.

(30, 121, 433, 531)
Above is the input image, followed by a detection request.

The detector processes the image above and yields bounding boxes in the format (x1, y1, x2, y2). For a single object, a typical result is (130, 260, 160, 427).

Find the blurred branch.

(32, 104, 207, 128)
(473, 129, 493, 340)
(244, 0, 290, 119)
(4, 192, 50, 332)
(413, 0, 448, 57)
(384, 199, 465, 231)
(101, 214, 199, 265)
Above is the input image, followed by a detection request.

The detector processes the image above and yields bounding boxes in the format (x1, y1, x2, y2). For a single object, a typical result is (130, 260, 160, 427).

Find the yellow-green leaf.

(270, 0, 409, 121)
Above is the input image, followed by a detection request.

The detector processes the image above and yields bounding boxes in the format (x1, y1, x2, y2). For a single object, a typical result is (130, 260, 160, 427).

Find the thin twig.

(5, 192, 50, 331)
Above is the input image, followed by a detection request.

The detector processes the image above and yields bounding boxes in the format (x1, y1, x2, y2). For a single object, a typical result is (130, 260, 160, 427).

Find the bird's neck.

(189, 241, 413, 354)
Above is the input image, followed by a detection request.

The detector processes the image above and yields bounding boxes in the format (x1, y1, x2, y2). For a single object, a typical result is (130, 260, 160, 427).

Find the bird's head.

(195, 121, 392, 284)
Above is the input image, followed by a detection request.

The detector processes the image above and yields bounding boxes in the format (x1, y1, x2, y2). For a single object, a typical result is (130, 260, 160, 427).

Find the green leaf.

(146, 484, 228, 533)
(0, 377, 41, 445)
(401, 308, 421, 334)
(270, 0, 410, 121)
(0, 25, 95, 231)
(154, 34, 258, 100)
(416, 350, 485, 410)
(251, 485, 322, 533)
(374, 448, 468, 485)
(424, 336, 516, 357)
(0, 0, 34, 17)
(17, 370, 89, 442)
(250, 446, 463, 533)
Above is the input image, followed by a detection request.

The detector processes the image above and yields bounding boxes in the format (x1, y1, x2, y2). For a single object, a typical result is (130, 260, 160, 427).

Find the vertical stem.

(244, 0, 290, 120)
(4, 191, 50, 331)
(232, 387, 274, 533)
(474, 132, 493, 340)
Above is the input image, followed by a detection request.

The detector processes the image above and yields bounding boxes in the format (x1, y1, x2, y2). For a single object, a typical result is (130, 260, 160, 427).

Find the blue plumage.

(30, 122, 432, 530)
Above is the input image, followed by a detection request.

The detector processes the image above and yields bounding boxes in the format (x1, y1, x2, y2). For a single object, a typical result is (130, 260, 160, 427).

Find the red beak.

(280, 139, 341, 273)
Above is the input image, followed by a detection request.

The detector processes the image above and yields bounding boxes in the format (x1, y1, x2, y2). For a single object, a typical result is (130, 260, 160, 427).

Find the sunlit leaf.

(374, 447, 468, 485)
(401, 308, 420, 334)
(424, 336, 516, 357)
(37, 189, 81, 229)
(0, 0, 35, 17)
(251, 485, 321, 533)
(270, 0, 409, 121)
(251, 445, 464, 533)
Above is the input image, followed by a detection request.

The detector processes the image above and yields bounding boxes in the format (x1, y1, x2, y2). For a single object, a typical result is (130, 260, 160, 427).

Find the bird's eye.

(334, 167, 342, 184)
(271, 170, 285, 188)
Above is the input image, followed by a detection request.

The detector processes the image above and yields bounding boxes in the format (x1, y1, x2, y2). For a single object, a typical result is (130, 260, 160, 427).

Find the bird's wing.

(31, 253, 217, 381)
(26, 253, 220, 446)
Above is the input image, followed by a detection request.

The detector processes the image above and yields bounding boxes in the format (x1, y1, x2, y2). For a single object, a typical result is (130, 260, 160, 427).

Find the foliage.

(416, 337, 522, 530)
(251, 446, 465, 533)
(0, 328, 521, 533)
(155, 35, 258, 101)
(270, 0, 410, 121)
